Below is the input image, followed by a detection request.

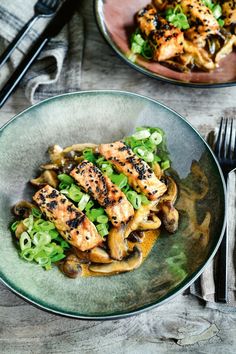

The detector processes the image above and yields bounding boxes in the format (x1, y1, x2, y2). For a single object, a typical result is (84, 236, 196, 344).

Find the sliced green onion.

(68, 184, 83, 202)
(34, 220, 55, 232)
(141, 41, 153, 59)
(127, 52, 137, 62)
(150, 132, 162, 145)
(126, 191, 142, 209)
(78, 194, 90, 211)
(11, 221, 19, 232)
(96, 223, 109, 237)
(140, 194, 150, 205)
(87, 208, 105, 222)
(218, 18, 224, 26)
(50, 253, 66, 263)
(83, 148, 96, 163)
(35, 256, 50, 266)
(19, 232, 31, 250)
(132, 129, 150, 140)
(161, 160, 170, 171)
(85, 200, 94, 212)
(58, 174, 74, 185)
(32, 232, 51, 246)
(23, 215, 34, 232)
(60, 240, 70, 249)
(131, 42, 142, 54)
(132, 33, 145, 46)
(97, 215, 109, 224)
(59, 182, 70, 191)
(20, 248, 35, 262)
(110, 173, 128, 189)
(212, 4, 222, 19)
(49, 229, 59, 239)
(31, 208, 42, 218)
(101, 163, 113, 176)
(154, 155, 161, 162)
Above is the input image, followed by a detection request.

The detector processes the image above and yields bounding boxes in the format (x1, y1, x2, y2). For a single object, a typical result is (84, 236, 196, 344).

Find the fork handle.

(0, 15, 38, 69)
(0, 35, 48, 107)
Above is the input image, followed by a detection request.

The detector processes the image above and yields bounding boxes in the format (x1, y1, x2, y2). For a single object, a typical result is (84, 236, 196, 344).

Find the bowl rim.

(0, 90, 226, 320)
(94, 0, 236, 88)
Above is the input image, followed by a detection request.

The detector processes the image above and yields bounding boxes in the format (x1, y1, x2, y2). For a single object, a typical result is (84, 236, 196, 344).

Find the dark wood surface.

(0, 1, 236, 352)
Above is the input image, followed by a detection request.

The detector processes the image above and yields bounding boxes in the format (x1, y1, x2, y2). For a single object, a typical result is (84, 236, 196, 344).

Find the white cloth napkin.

(0, 0, 84, 103)
(190, 131, 236, 310)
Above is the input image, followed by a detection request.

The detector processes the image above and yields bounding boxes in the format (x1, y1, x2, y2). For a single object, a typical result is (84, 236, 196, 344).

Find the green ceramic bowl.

(0, 91, 225, 319)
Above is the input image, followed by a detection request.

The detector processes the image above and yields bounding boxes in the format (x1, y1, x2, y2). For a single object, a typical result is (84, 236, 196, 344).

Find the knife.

(0, 0, 78, 108)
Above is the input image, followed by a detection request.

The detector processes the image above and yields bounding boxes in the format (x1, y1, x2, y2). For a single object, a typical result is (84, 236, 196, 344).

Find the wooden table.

(1, 1, 236, 352)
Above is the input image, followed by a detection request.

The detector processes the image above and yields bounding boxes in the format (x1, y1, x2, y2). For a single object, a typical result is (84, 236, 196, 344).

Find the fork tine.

(226, 118, 233, 159)
(223, 118, 229, 159)
(215, 117, 224, 158)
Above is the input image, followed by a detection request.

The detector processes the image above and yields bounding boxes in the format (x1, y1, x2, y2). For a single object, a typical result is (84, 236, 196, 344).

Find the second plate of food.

(0, 90, 225, 319)
(95, 0, 236, 86)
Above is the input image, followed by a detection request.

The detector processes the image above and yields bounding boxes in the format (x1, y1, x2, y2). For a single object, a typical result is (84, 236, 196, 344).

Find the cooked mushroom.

(124, 202, 161, 238)
(108, 225, 128, 260)
(15, 221, 27, 239)
(215, 35, 236, 63)
(59, 254, 82, 278)
(13, 201, 37, 218)
(62, 143, 98, 154)
(159, 176, 178, 204)
(127, 231, 145, 243)
(158, 176, 179, 233)
(40, 163, 59, 170)
(30, 170, 58, 188)
(89, 246, 142, 274)
(74, 246, 112, 264)
(161, 202, 179, 233)
(48, 145, 64, 165)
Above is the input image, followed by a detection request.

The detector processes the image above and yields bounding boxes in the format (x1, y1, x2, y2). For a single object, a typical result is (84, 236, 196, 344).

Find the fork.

(0, 0, 60, 69)
(213, 117, 236, 303)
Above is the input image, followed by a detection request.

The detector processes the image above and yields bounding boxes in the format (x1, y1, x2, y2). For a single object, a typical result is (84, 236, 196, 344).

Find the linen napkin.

(0, 0, 84, 103)
(190, 131, 236, 311)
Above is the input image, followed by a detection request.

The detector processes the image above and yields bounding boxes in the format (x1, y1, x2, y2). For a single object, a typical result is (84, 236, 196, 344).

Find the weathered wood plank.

(1, 0, 236, 353)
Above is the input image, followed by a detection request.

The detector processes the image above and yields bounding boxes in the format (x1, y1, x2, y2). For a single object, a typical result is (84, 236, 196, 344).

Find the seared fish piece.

(33, 185, 102, 251)
(137, 5, 184, 61)
(221, 0, 236, 26)
(180, 0, 220, 47)
(98, 141, 167, 200)
(70, 161, 134, 227)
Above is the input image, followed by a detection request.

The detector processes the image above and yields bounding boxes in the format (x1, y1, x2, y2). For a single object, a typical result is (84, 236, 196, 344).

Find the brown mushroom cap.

(30, 170, 58, 188)
(13, 201, 37, 219)
(73, 247, 112, 264)
(59, 254, 82, 278)
(108, 225, 128, 261)
(89, 246, 142, 274)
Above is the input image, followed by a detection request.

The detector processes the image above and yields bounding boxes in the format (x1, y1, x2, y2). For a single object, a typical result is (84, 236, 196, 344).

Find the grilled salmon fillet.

(98, 141, 167, 201)
(179, 0, 219, 46)
(137, 5, 184, 61)
(221, 0, 236, 26)
(33, 185, 102, 251)
(70, 161, 134, 227)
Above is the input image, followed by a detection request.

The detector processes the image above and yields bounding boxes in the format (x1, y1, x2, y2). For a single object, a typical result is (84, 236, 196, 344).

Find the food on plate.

(10, 126, 179, 278)
(129, 0, 236, 71)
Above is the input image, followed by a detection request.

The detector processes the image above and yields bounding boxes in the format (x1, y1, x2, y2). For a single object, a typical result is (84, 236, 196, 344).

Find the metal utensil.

(0, 0, 60, 69)
(0, 0, 77, 108)
(213, 117, 236, 303)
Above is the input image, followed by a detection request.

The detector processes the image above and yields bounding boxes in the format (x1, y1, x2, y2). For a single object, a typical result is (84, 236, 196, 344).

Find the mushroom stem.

(89, 246, 142, 274)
